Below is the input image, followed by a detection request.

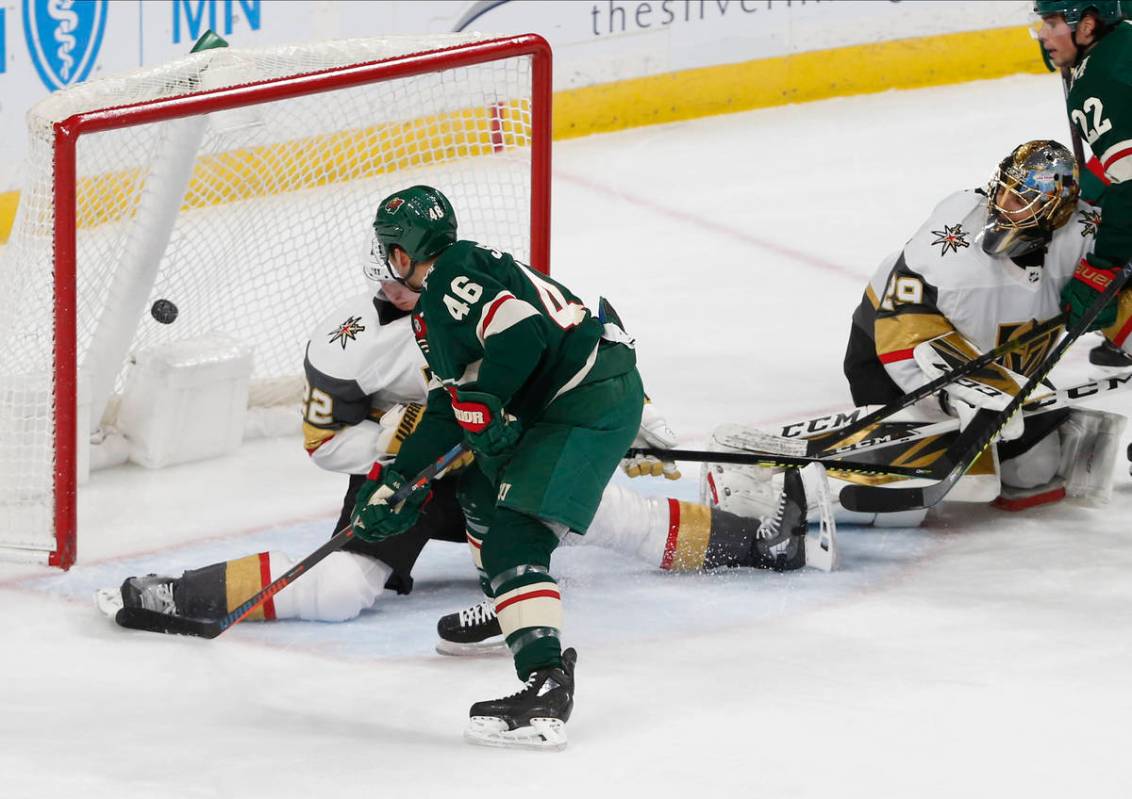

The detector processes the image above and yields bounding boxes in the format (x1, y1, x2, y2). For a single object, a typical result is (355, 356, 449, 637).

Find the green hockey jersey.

(1067, 21, 1132, 267)
(392, 240, 635, 476)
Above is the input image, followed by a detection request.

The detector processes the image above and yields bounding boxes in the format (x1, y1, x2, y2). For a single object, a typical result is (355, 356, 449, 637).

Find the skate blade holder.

(435, 639, 509, 657)
(464, 716, 567, 751)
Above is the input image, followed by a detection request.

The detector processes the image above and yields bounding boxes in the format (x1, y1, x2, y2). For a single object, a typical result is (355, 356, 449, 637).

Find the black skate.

(436, 598, 505, 656)
(1089, 338, 1132, 369)
(754, 467, 807, 572)
(96, 574, 178, 619)
(464, 648, 577, 751)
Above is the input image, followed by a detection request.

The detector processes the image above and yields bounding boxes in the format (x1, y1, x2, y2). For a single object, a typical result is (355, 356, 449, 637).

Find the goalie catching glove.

(351, 464, 429, 543)
(449, 389, 521, 457)
(621, 401, 681, 480)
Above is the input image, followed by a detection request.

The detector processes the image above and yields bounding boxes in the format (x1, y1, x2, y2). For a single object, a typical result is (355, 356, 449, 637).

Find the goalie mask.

(980, 140, 1079, 259)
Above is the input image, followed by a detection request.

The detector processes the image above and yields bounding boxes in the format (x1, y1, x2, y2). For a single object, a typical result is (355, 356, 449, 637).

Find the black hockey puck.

(151, 299, 179, 324)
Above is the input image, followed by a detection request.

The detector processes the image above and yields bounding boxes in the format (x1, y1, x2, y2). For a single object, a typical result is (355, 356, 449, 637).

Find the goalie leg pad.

(995, 430, 1065, 511)
(1058, 407, 1127, 503)
(999, 425, 1062, 491)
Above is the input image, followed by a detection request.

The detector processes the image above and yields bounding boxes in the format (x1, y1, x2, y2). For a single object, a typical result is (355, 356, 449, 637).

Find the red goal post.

(1, 34, 551, 569)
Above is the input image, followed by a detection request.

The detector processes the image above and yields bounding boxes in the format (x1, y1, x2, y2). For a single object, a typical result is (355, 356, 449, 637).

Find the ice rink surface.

(4, 73, 1132, 797)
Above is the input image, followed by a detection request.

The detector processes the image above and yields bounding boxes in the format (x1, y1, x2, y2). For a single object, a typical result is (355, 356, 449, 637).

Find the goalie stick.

(114, 442, 469, 638)
(839, 262, 1132, 513)
(703, 370, 1132, 462)
(630, 368, 1131, 473)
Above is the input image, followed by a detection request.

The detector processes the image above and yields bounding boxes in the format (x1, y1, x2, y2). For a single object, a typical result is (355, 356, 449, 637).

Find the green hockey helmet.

(1033, 0, 1129, 26)
(371, 185, 458, 277)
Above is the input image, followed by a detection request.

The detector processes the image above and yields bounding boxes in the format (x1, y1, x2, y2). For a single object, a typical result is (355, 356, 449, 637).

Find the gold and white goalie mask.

(979, 139, 1079, 259)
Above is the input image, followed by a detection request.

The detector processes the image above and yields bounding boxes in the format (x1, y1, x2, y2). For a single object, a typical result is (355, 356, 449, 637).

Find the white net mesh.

(0, 34, 542, 563)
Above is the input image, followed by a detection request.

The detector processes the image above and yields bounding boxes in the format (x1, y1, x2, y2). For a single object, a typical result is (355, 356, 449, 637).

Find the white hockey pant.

(268, 550, 393, 622)
(561, 483, 672, 567)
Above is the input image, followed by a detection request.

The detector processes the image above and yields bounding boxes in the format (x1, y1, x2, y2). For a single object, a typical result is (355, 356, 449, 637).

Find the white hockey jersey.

(857, 189, 1100, 391)
(302, 291, 429, 474)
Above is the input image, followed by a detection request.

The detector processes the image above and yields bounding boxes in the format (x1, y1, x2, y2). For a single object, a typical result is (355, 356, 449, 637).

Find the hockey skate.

(754, 467, 810, 571)
(95, 574, 178, 620)
(436, 598, 505, 656)
(464, 648, 576, 751)
(1089, 337, 1132, 371)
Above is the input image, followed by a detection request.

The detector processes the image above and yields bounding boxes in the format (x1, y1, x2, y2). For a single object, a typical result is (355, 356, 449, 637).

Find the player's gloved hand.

(350, 464, 427, 543)
(450, 389, 521, 457)
(939, 390, 1023, 442)
(1061, 257, 1121, 331)
(622, 402, 681, 480)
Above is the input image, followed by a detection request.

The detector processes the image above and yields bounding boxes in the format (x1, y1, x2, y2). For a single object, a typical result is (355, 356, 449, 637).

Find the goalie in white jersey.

(708, 140, 1129, 521)
(100, 253, 831, 650)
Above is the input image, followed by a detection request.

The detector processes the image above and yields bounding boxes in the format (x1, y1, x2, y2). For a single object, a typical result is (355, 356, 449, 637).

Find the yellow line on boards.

(553, 24, 1047, 138)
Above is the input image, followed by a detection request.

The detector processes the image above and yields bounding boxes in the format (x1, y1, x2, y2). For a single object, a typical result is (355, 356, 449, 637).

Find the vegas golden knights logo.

(997, 321, 1059, 376)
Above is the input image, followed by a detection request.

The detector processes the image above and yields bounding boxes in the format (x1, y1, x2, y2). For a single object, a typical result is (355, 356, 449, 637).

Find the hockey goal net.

(0, 33, 551, 569)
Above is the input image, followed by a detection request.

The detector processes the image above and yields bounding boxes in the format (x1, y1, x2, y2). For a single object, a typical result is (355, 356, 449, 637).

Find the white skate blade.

(464, 716, 568, 751)
(804, 464, 839, 572)
(435, 638, 508, 657)
(94, 588, 123, 619)
(805, 525, 838, 572)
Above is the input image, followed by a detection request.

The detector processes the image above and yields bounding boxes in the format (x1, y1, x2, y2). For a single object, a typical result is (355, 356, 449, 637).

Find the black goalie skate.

(435, 598, 505, 656)
(754, 466, 807, 572)
(464, 648, 577, 751)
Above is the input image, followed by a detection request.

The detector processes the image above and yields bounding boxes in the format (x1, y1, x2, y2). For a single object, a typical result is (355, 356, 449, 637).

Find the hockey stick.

(623, 447, 937, 479)
(839, 262, 1132, 513)
(708, 369, 1132, 462)
(114, 442, 469, 638)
